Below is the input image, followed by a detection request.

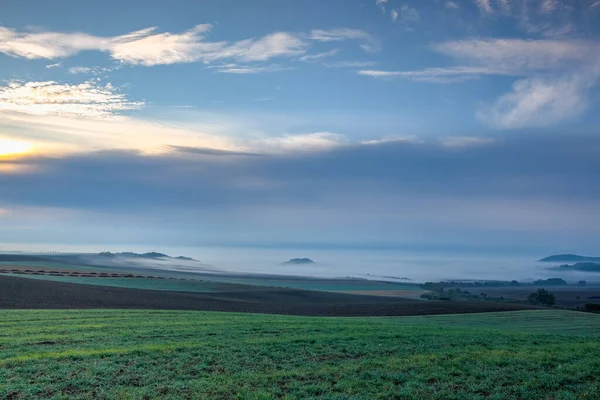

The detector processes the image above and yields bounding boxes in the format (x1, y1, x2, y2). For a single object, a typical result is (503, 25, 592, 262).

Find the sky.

(0, 0, 599, 257)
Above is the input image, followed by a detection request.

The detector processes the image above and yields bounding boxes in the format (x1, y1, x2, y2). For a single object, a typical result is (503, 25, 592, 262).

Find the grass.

(0, 310, 598, 399)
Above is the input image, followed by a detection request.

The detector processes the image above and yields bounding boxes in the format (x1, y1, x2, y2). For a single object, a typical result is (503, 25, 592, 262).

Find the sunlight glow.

(0, 138, 33, 157)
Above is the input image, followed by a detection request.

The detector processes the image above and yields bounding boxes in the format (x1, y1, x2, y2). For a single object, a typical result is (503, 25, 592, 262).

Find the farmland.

(0, 309, 598, 399)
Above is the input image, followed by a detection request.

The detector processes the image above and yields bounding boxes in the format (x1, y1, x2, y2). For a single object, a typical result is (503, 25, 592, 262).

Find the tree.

(528, 289, 556, 306)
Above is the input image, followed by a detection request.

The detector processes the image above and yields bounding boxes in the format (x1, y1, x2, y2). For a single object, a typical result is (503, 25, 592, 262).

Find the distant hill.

(97, 252, 197, 261)
(539, 254, 600, 262)
(555, 263, 600, 272)
(283, 258, 315, 265)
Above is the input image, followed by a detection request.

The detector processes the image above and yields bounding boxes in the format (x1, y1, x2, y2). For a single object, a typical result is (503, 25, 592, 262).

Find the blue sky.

(1, 0, 599, 254)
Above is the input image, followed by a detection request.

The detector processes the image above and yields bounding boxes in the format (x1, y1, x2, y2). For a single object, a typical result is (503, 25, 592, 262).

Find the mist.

(5, 242, 599, 284)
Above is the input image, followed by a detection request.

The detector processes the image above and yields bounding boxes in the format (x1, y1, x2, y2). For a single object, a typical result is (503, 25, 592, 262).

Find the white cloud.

(0, 111, 239, 155)
(475, 0, 493, 14)
(325, 61, 377, 68)
(310, 28, 380, 53)
(358, 66, 504, 82)
(235, 32, 306, 62)
(108, 24, 222, 66)
(541, 0, 558, 13)
(433, 39, 598, 72)
(376, 0, 388, 13)
(1, 24, 368, 68)
(362, 136, 422, 145)
(0, 80, 143, 119)
(260, 132, 345, 152)
(299, 49, 340, 62)
(0, 26, 109, 59)
(592, 0, 600, 8)
(309, 28, 371, 42)
(45, 62, 61, 69)
(68, 66, 116, 75)
(445, 1, 460, 9)
(391, 9, 399, 22)
(477, 76, 592, 128)
(215, 64, 292, 74)
(361, 35, 600, 129)
(398, 5, 420, 24)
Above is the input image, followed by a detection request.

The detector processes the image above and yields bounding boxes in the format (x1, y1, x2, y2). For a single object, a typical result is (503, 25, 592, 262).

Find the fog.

(4, 243, 599, 283)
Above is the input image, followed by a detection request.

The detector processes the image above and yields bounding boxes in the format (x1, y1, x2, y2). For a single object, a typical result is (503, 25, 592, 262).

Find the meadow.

(0, 309, 598, 399)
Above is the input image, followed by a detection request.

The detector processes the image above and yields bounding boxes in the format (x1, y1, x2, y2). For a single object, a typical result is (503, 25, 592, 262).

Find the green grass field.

(1, 310, 599, 399)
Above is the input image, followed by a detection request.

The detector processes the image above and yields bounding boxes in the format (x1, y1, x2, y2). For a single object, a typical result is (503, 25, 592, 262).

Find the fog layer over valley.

(5, 244, 600, 283)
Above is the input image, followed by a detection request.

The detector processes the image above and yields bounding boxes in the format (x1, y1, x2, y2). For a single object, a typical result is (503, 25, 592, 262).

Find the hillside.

(539, 254, 600, 262)
(555, 262, 600, 272)
(283, 258, 315, 265)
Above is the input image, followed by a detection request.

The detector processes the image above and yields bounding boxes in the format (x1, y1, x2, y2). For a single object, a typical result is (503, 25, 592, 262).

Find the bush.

(528, 289, 556, 306)
(584, 303, 600, 313)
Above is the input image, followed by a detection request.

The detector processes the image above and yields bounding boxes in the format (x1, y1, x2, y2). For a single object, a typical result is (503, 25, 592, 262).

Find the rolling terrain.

(0, 275, 537, 316)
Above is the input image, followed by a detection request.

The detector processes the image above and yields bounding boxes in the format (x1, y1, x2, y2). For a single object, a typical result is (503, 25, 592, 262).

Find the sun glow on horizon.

(0, 138, 34, 157)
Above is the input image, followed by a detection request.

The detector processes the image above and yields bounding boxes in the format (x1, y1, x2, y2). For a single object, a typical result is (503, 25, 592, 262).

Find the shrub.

(528, 289, 556, 306)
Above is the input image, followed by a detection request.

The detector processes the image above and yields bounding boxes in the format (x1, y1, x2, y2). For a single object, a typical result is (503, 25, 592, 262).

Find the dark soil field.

(0, 275, 538, 316)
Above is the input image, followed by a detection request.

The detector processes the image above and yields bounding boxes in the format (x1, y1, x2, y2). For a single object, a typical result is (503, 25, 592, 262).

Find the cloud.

(238, 32, 308, 62)
(445, 1, 460, 9)
(0, 26, 109, 59)
(540, 0, 558, 13)
(358, 66, 501, 82)
(375, 0, 388, 13)
(45, 62, 61, 69)
(214, 64, 292, 74)
(397, 5, 420, 25)
(361, 136, 422, 145)
(68, 66, 116, 75)
(0, 24, 371, 68)
(108, 24, 219, 66)
(475, 0, 493, 14)
(259, 132, 345, 152)
(1, 134, 599, 247)
(0, 80, 143, 119)
(299, 49, 340, 62)
(433, 39, 598, 72)
(325, 61, 377, 68)
(309, 28, 371, 42)
(361, 39, 599, 82)
(361, 36, 600, 127)
(391, 9, 399, 22)
(478, 75, 592, 128)
(308, 28, 379, 52)
(166, 145, 262, 157)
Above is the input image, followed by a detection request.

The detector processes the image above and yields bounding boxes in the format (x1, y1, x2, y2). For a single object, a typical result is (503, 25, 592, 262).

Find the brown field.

(0, 274, 540, 316)
(331, 289, 426, 298)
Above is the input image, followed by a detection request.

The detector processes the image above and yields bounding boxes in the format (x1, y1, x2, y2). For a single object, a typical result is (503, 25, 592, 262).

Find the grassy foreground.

(0, 310, 599, 399)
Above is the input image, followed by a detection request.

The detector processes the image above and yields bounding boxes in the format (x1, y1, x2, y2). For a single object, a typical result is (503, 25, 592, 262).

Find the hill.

(539, 254, 600, 262)
(283, 258, 315, 265)
(554, 262, 600, 272)
(98, 252, 196, 261)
